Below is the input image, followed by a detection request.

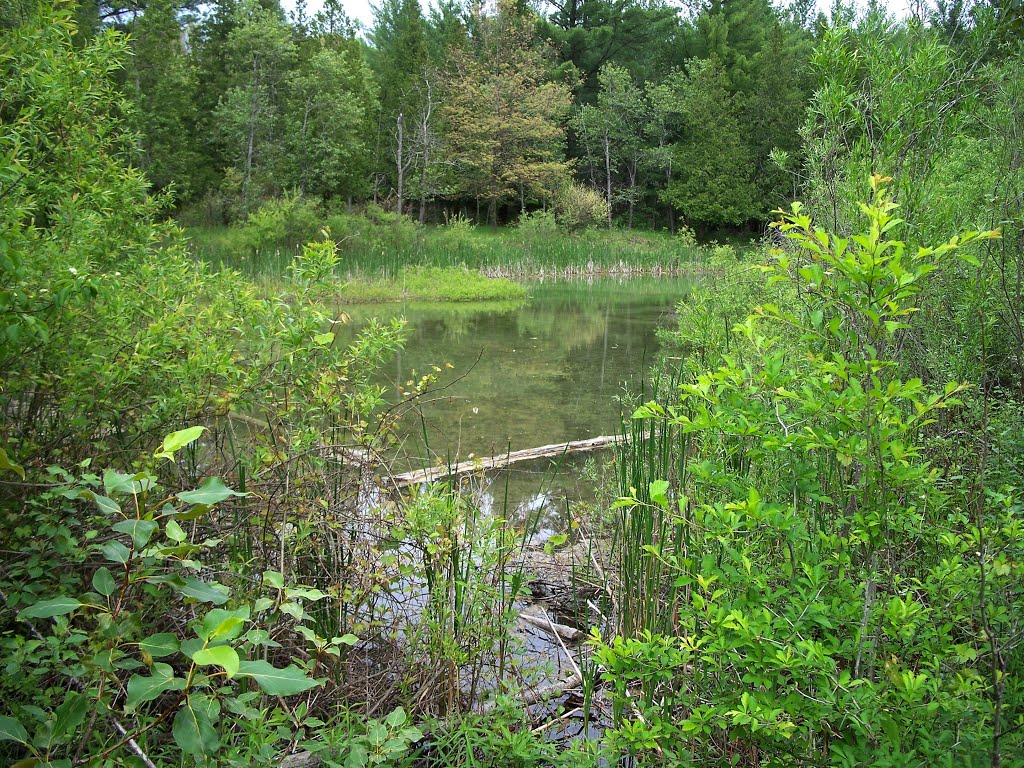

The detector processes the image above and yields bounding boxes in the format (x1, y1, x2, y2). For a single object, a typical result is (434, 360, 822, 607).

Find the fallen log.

(391, 435, 619, 488)
(519, 612, 583, 643)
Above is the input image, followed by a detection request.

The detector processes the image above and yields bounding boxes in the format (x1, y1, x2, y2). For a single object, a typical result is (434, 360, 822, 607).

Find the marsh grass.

(337, 266, 527, 303)
(186, 219, 706, 281)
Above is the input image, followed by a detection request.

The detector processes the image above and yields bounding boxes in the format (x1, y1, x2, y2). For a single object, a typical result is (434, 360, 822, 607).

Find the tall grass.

(612, 370, 690, 639)
(185, 216, 706, 280)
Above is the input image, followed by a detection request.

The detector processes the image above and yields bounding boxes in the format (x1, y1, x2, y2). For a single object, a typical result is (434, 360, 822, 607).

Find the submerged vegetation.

(2, 1, 1023, 768)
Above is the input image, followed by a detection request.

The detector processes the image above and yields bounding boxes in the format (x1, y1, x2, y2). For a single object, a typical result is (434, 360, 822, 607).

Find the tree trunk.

(604, 131, 613, 230)
(299, 102, 311, 195)
(395, 111, 404, 216)
(243, 66, 261, 216)
(419, 140, 429, 224)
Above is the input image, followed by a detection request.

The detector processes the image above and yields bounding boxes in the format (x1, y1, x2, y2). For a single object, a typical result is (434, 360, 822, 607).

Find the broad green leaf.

(177, 478, 247, 506)
(384, 707, 407, 727)
(18, 596, 83, 620)
(92, 567, 117, 597)
(140, 633, 180, 658)
(235, 660, 322, 696)
(92, 493, 121, 516)
(262, 570, 284, 589)
(285, 587, 327, 602)
(192, 645, 240, 679)
(0, 447, 24, 480)
(336, 634, 359, 646)
(51, 692, 89, 740)
(112, 519, 158, 548)
(176, 577, 229, 605)
(126, 663, 186, 708)
(313, 331, 335, 346)
(101, 540, 131, 564)
(189, 693, 221, 725)
(280, 602, 309, 621)
(199, 607, 250, 642)
(103, 470, 155, 495)
(344, 743, 368, 768)
(156, 427, 206, 461)
(165, 519, 186, 542)
(253, 597, 274, 612)
(172, 702, 218, 756)
(0, 715, 28, 743)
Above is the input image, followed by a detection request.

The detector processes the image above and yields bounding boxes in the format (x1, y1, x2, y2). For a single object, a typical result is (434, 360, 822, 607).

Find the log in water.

(391, 435, 619, 488)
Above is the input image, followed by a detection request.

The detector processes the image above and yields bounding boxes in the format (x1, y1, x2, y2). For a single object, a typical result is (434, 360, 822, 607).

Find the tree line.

(63, 0, 820, 233)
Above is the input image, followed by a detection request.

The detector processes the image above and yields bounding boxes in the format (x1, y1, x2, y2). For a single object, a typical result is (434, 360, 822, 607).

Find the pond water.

(341, 275, 691, 527)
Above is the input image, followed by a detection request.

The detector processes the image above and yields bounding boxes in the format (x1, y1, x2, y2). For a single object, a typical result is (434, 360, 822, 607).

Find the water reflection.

(340, 276, 691, 517)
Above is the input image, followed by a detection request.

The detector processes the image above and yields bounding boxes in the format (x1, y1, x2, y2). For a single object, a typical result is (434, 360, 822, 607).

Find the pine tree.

(660, 58, 755, 233)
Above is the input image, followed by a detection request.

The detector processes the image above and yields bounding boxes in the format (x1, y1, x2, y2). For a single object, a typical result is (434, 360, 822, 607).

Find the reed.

(185, 219, 706, 281)
(612, 369, 691, 639)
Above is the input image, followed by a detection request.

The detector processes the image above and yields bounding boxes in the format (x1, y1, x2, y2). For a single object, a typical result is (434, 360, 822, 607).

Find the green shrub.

(552, 183, 610, 231)
(515, 208, 560, 234)
(604, 178, 1019, 766)
(239, 192, 323, 254)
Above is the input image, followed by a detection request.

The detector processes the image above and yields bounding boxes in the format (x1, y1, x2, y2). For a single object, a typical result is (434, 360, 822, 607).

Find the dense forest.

(2, 0, 1024, 766)
(68, 0, 815, 231)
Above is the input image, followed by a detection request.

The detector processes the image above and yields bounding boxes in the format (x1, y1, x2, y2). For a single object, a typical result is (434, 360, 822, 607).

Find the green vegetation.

(187, 206, 702, 280)
(335, 266, 527, 303)
(2, 0, 1023, 766)
(610, 178, 1019, 764)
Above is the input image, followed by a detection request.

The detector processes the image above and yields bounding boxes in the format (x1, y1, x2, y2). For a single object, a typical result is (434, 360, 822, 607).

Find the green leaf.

(18, 596, 83, 620)
(0, 447, 25, 480)
(172, 702, 218, 756)
(313, 331, 335, 346)
(285, 587, 327, 602)
(140, 633, 180, 658)
(0, 715, 28, 743)
(192, 645, 240, 679)
(92, 494, 122, 516)
(103, 470, 155, 495)
(176, 578, 230, 606)
(92, 567, 117, 597)
(384, 707, 407, 727)
(236, 660, 322, 696)
(126, 663, 186, 709)
(177, 478, 247, 506)
(156, 427, 206, 461)
(165, 519, 186, 542)
(52, 692, 89, 740)
(199, 607, 250, 642)
(344, 743, 369, 768)
(100, 540, 131, 564)
(112, 519, 158, 548)
(262, 570, 284, 589)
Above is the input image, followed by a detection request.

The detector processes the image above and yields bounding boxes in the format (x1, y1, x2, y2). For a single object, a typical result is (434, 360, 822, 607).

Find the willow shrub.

(0, 6, 405, 468)
(601, 177, 1021, 766)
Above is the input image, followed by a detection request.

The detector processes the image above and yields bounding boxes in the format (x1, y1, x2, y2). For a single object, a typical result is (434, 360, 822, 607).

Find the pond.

(341, 275, 691, 528)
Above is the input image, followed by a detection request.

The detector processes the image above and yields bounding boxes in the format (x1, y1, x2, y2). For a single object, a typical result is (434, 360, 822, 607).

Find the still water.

(341, 276, 691, 523)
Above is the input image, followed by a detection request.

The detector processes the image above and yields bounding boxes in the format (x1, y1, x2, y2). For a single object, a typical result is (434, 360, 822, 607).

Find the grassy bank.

(185, 209, 708, 281)
(336, 266, 526, 303)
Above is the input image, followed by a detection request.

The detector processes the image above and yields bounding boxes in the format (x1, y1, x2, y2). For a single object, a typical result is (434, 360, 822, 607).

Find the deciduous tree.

(441, 0, 571, 223)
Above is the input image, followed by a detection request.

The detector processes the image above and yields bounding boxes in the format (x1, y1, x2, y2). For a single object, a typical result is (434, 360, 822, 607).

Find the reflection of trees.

(339, 279, 688, 462)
